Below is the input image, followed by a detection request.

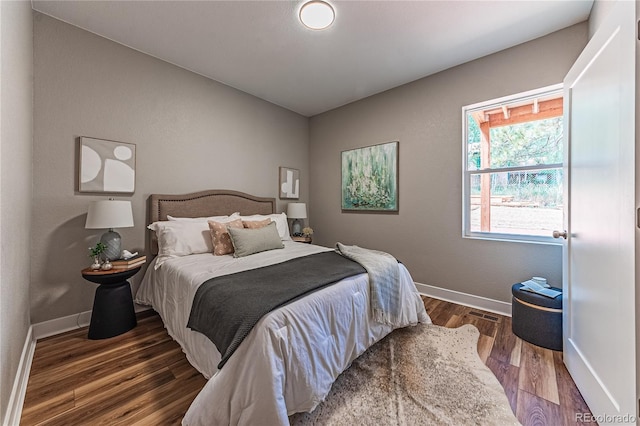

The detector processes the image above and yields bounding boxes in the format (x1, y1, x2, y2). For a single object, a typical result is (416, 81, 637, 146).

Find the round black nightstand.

(81, 266, 142, 340)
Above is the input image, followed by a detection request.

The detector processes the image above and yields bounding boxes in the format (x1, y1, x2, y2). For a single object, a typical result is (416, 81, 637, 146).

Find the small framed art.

(341, 141, 398, 212)
(279, 167, 300, 200)
(79, 137, 136, 193)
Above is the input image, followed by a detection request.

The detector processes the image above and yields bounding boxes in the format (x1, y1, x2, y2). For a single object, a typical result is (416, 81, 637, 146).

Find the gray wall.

(32, 13, 309, 324)
(309, 23, 588, 303)
(0, 1, 33, 421)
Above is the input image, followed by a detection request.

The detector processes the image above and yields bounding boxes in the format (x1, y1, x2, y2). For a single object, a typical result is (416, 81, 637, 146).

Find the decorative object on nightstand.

(287, 202, 307, 235)
(292, 227, 313, 244)
(110, 254, 146, 270)
(100, 259, 113, 271)
(90, 257, 102, 270)
(85, 199, 134, 261)
(81, 260, 145, 339)
(88, 242, 107, 270)
(121, 249, 138, 260)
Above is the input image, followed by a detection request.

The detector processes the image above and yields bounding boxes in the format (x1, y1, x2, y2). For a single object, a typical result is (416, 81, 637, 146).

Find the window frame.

(462, 84, 564, 244)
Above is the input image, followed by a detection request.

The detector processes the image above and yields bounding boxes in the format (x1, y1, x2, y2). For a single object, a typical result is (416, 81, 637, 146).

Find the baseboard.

(415, 282, 512, 317)
(3, 326, 35, 426)
(33, 304, 151, 340)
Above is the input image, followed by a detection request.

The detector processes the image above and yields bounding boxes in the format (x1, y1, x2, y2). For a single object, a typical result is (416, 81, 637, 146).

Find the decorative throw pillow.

(208, 218, 244, 255)
(227, 222, 284, 258)
(242, 218, 272, 229)
(239, 213, 292, 241)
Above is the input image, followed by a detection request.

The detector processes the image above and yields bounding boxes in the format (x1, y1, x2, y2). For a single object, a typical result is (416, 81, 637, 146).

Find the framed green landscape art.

(341, 141, 399, 212)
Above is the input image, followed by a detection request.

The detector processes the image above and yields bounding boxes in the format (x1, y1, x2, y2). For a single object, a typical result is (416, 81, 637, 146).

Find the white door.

(562, 0, 637, 422)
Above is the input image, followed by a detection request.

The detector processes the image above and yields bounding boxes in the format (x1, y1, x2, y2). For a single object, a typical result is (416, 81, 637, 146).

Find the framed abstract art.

(341, 141, 398, 212)
(279, 166, 300, 200)
(79, 137, 136, 194)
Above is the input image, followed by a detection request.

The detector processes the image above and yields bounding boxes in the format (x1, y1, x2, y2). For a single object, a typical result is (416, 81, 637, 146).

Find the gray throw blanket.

(335, 243, 402, 327)
(187, 251, 366, 369)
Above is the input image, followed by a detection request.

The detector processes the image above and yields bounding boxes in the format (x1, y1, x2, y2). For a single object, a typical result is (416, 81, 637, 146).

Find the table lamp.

(85, 199, 134, 261)
(287, 202, 307, 235)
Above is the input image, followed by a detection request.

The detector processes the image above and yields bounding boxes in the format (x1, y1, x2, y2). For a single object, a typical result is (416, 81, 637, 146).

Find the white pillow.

(240, 213, 292, 241)
(148, 216, 240, 268)
(167, 212, 239, 222)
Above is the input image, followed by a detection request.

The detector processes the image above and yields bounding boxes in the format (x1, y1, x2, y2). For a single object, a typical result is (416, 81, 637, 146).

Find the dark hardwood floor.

(21, 297, 592, 425)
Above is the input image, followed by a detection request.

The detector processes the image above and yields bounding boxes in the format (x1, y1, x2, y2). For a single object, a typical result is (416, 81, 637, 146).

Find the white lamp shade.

(287, 202, 307, 219)
(85, 200, 134, 229)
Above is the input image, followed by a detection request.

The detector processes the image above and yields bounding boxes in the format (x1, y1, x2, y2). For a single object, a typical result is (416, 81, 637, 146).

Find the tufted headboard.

(147, 189, 276, 255)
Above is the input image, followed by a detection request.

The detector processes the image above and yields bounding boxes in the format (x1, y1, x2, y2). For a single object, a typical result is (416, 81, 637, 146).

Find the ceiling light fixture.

(299, 1, 335, 30)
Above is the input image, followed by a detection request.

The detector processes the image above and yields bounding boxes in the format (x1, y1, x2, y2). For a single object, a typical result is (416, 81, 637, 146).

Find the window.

(463, 85, 563, 243)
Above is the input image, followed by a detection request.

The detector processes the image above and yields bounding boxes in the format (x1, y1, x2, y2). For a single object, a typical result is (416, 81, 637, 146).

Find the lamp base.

(100, 229, 122, 261)
(292, 219, 303, 236)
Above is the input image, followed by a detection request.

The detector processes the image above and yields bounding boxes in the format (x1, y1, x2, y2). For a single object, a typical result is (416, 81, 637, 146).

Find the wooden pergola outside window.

(469, 95, 563, 232)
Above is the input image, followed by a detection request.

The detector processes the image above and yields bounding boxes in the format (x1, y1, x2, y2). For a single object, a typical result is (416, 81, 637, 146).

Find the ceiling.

(31, 1, 593, 117)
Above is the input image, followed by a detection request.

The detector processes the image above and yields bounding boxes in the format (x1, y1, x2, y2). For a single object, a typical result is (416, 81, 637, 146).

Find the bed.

(135, 189, 430, 425)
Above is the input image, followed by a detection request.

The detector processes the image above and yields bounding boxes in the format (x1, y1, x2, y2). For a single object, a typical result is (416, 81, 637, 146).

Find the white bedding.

(135, 241, 430, 425)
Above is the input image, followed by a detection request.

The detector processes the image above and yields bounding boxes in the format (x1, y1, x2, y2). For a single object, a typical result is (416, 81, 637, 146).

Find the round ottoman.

(511, 283, 563, 351)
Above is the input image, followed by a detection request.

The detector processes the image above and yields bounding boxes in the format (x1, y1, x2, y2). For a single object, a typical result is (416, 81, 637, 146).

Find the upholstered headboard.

(147, 189, 276, 255)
